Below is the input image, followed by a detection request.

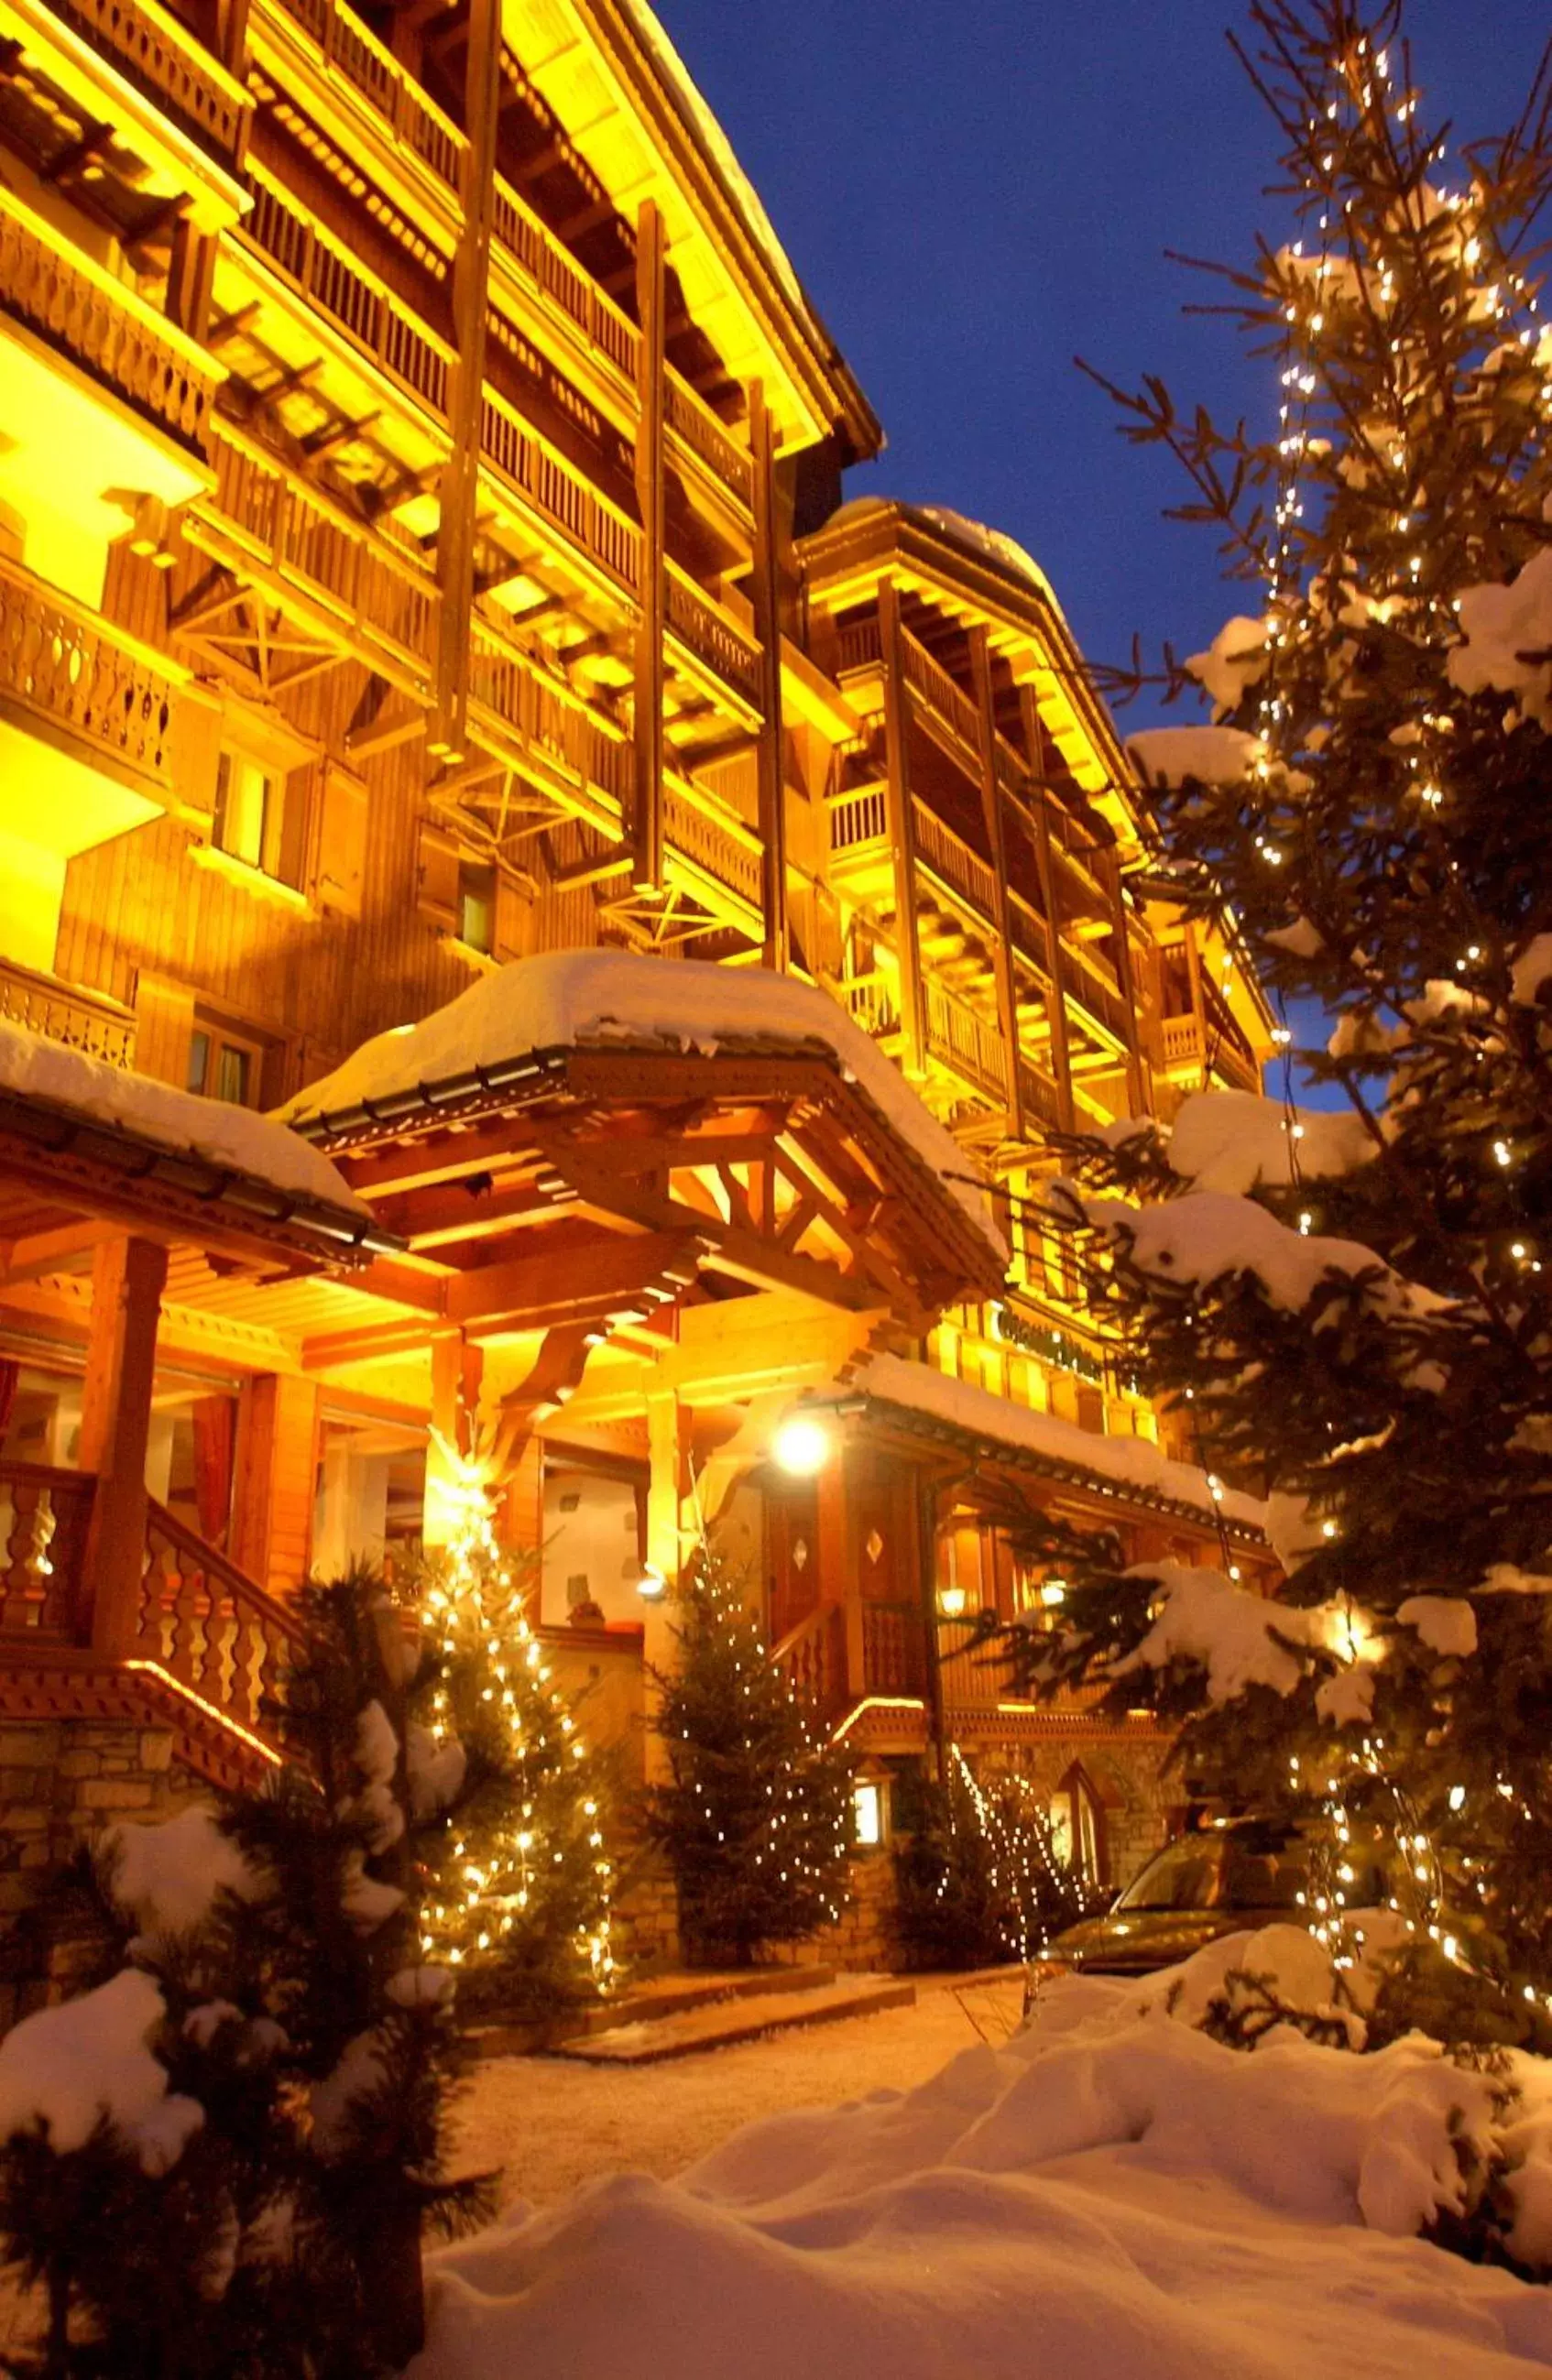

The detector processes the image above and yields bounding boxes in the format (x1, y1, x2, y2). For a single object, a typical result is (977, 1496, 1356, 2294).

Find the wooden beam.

(79, 1236, 168, 1658)
(1, 1220, 113, 1285)
(879, 581, 927, 1078)
(432, 0, 501, 760)
(970, 628, 1024, 1141)
(749, 384, 787, 971)
(344, 710, 426, 761)
(632, 197, 666, 893)
(446, 1230, 696, 1335)
(1020, 686, 1077, 1135)
(302, 1318, 456, 1371)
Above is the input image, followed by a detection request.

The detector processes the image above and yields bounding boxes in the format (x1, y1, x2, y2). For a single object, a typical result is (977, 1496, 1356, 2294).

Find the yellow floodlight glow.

(772, 1413, 833, 1478)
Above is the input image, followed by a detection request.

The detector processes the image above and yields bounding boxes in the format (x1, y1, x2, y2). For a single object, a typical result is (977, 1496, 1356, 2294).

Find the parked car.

(1025, 1814, 1394, 1992)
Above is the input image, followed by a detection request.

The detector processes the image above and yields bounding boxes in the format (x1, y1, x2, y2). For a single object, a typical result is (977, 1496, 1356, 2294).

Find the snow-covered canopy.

(283, 953, 1005, 1260)
(0, 1019, 372, 1230)
(816, 1349, 1265, 1531)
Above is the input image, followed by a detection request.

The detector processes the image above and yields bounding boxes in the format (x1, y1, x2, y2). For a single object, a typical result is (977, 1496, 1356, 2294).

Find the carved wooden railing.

(0, 957, 137, 1066)
(664, 569, 762, 714)
(49, 0, 251, 161)
(664, 784, 763, 912)
(0, 182, 219, 452)
(265, 0, 466, 192)
(241, 174, 452, 418)
(0, 551, 179, 791)
(0, 1464, 93, 1641)
(861, 1600, 928, 1697)
(770, 1603, 844, 1715)
(912, 797, 1000, 923)
(134, 1501, 315, 1741)
(924, 977, 1007, 1100)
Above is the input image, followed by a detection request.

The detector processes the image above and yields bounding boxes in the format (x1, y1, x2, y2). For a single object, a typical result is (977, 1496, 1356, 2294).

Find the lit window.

(187, 1021, 262, 1108)
(1050, 1764, 1104, 1883)
(213, 749, 276, 872)
(457, 860, 496, 955)
(853, 1782, 884, 1849)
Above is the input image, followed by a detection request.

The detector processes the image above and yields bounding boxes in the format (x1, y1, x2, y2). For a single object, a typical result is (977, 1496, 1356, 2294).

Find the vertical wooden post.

(642, 1386, 688, 1781)
(1102, 846, 1148, 1112)
(749, 384, 788, 971)
(424, 1333, 483, 1548)
(230, 1375, 319, 1594)
(166, 224, 217, 341)
(431, 0, 500, 761)
(970, 628, 1023, 1140)
(914, 1470, 948, 1785)
(1020, 685, 1077, 1133)
(1182, 919, 1209, 1090)
(816, 1441, 862, 1698)
(879, 581, 926, 1078)
(79, 1236, 167, 1658)
(632, 198, 667, 894)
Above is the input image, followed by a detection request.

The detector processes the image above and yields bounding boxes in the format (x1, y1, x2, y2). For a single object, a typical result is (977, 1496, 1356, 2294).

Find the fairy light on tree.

(413, 1441, 616, 2015)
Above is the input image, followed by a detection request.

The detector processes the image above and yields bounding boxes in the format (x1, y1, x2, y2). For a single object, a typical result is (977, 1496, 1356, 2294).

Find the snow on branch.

(1109, 1561, 1380, 1708)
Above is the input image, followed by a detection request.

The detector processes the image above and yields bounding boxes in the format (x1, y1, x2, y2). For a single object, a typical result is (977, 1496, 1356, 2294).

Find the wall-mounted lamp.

(636, 1564, 667, 1602)
(772, 1413, 833, 1478)
(937, 1584, 968, 1620)
(1040, 1579, 1067, 1609)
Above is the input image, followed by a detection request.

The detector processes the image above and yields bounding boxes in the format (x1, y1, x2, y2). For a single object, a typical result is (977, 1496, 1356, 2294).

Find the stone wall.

(0, 1717, 201, 2027)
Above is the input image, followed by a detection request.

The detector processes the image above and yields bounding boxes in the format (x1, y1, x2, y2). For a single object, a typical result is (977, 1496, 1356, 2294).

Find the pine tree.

(891, 1752, 1102, 1971)
(644, 1545, 857, 1966)
(409, 1493, 617, 2020)
(0, 1571, 492, 2378)
(1000, 0, 1552, 2028)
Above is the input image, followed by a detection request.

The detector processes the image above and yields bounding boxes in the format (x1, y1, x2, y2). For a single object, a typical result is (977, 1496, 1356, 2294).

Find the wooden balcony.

(0, 957, 137, 1066)
(0, 181, 221, 456)
(1161, 989, 1262, 1092)
(0, 550, 181, 793)
(0, 1463, 93, 1640)
(239, 174, 452, 420)
(42, 0, 252, 165)
(257, 0, 753, 518)
(663, 779, 764, 926)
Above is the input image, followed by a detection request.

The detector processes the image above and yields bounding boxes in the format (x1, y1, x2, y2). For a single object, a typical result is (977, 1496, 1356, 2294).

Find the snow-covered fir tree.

(891, 1751, 1103, 1971)
(410, 1476, 617, 2018)
(0, 1570, 490, 2378)
(644, 1541, 856, 1966)
(1004, 0, 1552, 2027)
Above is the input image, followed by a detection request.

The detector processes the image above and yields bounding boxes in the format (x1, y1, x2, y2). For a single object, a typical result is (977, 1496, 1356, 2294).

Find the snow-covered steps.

(550, 1975, 916, 2065)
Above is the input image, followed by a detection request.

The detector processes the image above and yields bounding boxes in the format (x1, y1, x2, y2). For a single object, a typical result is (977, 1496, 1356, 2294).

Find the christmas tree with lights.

(410, 1464, 617, 2020)
(644, 1542, 856, 1967)
(892, 1751, 1103, 1971)
(1003, 0, 1552, 2030)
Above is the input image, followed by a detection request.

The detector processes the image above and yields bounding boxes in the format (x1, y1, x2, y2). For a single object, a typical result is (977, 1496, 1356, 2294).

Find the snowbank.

(283, 952, 1004, 1256)
(1166, 1088, 1372, 1195)
(410, 1936, 1552, 2380)
(0, 1018, 368, 1222)
(832, 1349, 1266, 1528)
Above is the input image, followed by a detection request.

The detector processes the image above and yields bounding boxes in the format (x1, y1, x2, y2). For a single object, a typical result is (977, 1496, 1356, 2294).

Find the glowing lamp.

(636, 1564, 667, 1602)
(773, 1414, 832, 1478)
(937, 1585, 968, 1619)
(1040, 1580, 1067, 1609)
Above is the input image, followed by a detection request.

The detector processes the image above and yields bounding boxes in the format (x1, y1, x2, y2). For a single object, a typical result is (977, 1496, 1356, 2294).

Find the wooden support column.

(166, 223, 218, 341)
(879, 581, 927, 1078)
(1103, 846, 1148, 1112)
(643, 1385, 689, 1781)
(970, 628, 1023, 1140)
(750, 384, 788, 971)
(79, 1235, 167, 1658)
(230, 1374, 319, 1595)
(632, 198, 667, 893)
(913, 1470, 948, 1784)
(431, 0, 501, 761)
(424, 1334, 483, 1548)
(1182, 919, 1209, 1090)
(1020, 685, 1077, 1133)
(816, 1440, 863, 1698)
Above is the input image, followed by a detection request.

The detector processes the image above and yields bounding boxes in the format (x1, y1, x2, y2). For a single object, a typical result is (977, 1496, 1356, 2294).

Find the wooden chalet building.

(0, 0, 1276, 1969)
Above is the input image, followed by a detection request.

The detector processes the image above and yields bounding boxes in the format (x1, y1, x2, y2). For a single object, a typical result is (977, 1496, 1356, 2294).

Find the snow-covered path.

(451, 1976, 1020, 2209)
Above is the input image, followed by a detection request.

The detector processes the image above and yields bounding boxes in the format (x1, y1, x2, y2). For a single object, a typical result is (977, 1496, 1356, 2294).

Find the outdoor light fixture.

(636, 1564, 667, 1602)
(1040, 1579, 1067, 1608)
(772, 1413, 832, 1478)
(937, 1584, 968, 1619)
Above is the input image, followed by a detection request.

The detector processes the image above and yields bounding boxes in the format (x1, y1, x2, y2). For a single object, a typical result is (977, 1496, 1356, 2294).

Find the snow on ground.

(421, 1952, 1552, 2380)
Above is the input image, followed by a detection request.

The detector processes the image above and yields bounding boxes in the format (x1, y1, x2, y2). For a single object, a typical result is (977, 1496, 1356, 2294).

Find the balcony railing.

(664, 568, 762, 714)
(861, 1600, 928, 1696)
(770, 1603, 844, 1715)
(664, 783, 763, 912)
(240, 174, 452, 418)
(924, 978, 1009, 1101)
(49, 0, 251, 163)
(912, 797, 1000, 923)
(0, 957, 137, 1067)
(467, 626, 632, 815)
(264, 0, 466, 193)
(0, 550, 180, 790)
(0, 182, 219, 453)
(135, 1499, 314, 1744)
(0, 1463, 93, 1640)
(828, 781, 888, 855)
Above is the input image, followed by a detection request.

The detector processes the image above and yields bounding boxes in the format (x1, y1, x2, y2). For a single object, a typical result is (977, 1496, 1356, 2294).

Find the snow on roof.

(821, 498, 1057, 606)
(283, 953, 1006, 1258)
(825, 1350, 1266, 1531)
(0, 1020, 371, 1227)
(619, 0, 810, 325)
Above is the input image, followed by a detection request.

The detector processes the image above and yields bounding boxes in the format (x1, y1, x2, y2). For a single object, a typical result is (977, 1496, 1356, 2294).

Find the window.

(1050, 1764, 1105, 1884)
(457, 860, 496, 955)
(187, 1021, 264, 1108)
(213, 749, 277, 871)
(853, 1781, 885, 1849)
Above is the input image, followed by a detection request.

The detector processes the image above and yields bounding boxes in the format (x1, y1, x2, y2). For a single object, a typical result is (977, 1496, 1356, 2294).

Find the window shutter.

(416, 820, 460, 929)
(493, 870, 530, 963)
(315, 767, 368, 917)
(132, 973, 197, 1089)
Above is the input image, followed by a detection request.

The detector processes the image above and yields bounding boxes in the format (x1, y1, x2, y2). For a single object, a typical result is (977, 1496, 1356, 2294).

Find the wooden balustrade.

(268, 0, 466, 193)
(836, 973, 898, 1040)
(0, 183, 219, 452)
(836, 617, 882, 674)
(50, 0, 250, 160)
(1016, 1056, 1064, 1131)
(663, 784, 763, 909)
(924, 977, 1007, 1098)
(0, 1464, 93, 1641)
(467, 628, 632, 813)
(898, 626, 982, 757)
(134, 1500, 315, 1741)
(664, 568, 762, 712)
(0, 550, 179, 789)
(0, 957, 137, 1066)
(861, 1600, 927, 1696)
(828, 783, 888, 853)
(242, 177, 451, 416)
(912, 797, 1000, 921)
(770, 1602, 844, 1713)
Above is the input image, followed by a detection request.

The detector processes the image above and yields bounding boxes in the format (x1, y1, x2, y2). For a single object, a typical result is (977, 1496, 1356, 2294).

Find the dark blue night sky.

(658, 0, 1547, 697)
